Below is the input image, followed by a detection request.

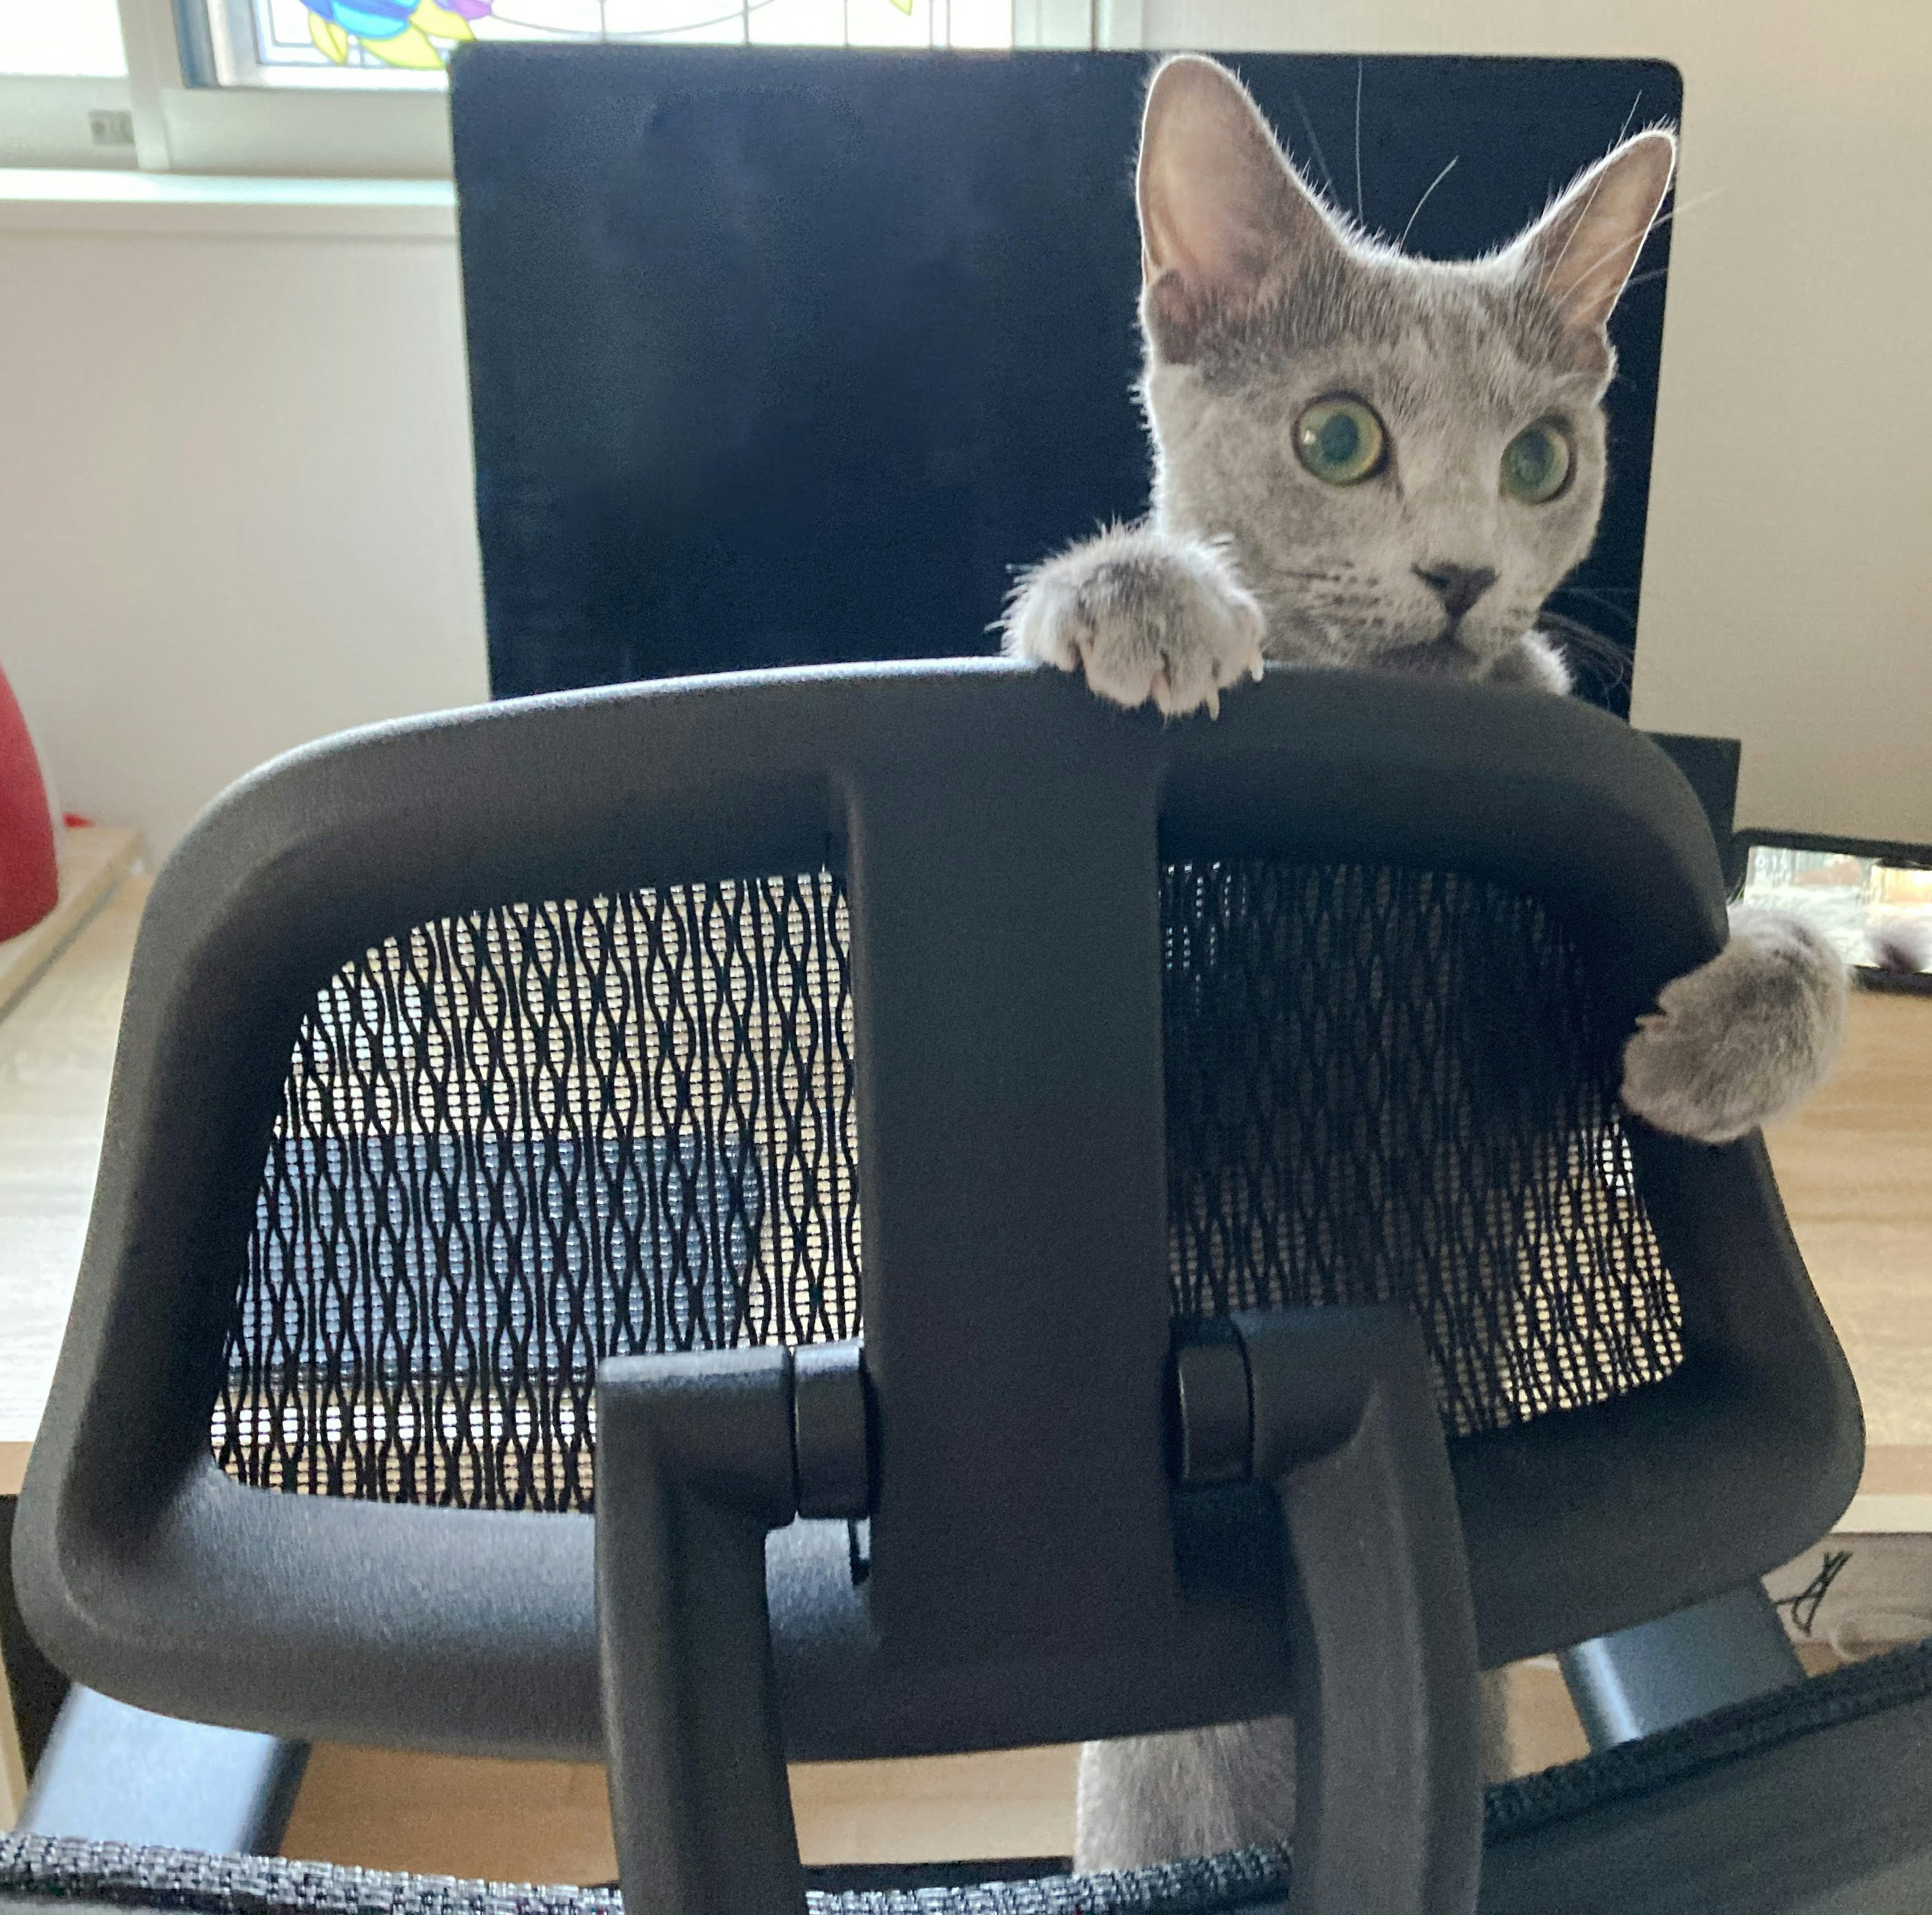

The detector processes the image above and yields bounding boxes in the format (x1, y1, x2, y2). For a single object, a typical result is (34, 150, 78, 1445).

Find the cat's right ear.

(1512, 129, 1676, 351)
(1138, 55, 1339, 364)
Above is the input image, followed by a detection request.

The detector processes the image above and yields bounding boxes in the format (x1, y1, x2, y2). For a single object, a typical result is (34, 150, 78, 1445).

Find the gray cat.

(1003, 54, 1848, 1870)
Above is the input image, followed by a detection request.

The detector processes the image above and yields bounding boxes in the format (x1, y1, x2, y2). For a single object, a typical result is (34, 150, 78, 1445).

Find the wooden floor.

(0, 842, 146, 1485)
(1763, 991, 1932, 1448)
(280, 1743, 1085, 1880)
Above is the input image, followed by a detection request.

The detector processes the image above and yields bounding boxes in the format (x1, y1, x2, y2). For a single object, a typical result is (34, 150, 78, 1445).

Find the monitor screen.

(453, 46, 1678, 712)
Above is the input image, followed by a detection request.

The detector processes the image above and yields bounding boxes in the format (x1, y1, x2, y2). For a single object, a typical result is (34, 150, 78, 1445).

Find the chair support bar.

(597, 1343, 869, 1915)
(1177, 1309, 1484, 1915)
(599, 1311, 1477, 1915)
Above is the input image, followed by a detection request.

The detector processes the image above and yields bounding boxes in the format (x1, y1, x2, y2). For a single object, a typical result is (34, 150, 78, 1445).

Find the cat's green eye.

(1295, 396, 1387, 486)
(1501, 421, 1573, 504)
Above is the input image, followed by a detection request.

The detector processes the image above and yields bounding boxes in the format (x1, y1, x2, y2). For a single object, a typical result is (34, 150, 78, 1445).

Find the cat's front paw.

(1004, 527, 1265, 717)
(1621, 907, 1848, 1143)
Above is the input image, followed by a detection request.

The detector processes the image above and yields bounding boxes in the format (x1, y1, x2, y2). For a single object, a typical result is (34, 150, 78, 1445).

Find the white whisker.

(1553, 189, 1723, 315)
(1353, 59, 1365, 224)
(1399, 154, 1459, 253)
(1545, 166, 1611, 282)
(1291, 91, 1339, 206)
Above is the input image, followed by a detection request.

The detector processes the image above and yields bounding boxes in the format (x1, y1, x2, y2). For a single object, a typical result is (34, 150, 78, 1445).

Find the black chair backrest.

(15, 665, 1858, 1762)
(452, 46, 1678, 713)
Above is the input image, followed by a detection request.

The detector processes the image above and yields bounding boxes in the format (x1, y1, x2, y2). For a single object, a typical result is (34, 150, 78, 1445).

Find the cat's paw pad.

(1006, 538, 1265, 717)
(1620, 907, 1848, 1143)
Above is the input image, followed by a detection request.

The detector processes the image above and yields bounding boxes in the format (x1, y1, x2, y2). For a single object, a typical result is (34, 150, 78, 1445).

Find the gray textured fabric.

(1485, 1635, 1932, 1845)
(9, 1646, 1930, 1915)
(0, 1836, 1293, 1915)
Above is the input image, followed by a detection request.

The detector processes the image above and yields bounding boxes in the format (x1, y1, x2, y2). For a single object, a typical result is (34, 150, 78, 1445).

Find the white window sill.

(0, 167, 455, 238)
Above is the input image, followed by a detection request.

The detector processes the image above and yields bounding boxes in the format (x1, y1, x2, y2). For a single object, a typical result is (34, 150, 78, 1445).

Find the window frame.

(3, 0, 1103, 178)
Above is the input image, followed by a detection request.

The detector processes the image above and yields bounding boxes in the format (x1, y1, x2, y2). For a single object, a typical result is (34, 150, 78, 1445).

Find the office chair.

(8, 657, 1920, 1915)
(6, 43, 1923, 1915)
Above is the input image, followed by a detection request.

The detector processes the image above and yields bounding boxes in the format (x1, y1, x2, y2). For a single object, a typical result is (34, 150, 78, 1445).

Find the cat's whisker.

(1290, 92, 1340, 206)
(1544, 166, 1614, 284)
(1554, 589, 1637, 630)
(1615, 89, 1646, 147)
(1353, 59, 1365, 225)
(1553, 189, 1724, 318)
(1538, 612, 1633, 687)
(1399, 154, 1460, 254)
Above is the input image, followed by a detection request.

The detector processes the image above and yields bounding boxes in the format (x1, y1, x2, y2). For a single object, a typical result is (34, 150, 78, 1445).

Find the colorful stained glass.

(251, 0, 998, 77)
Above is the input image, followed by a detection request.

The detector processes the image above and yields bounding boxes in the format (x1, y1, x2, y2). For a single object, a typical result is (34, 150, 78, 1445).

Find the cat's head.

(1137, 56, 1675, 681)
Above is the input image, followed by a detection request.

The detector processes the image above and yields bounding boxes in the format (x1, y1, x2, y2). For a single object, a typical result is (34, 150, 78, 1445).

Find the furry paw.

(1488, 629, 1573, 695)
(1004, 524, 1266, 717)
(1621, 907, 1848, 1143)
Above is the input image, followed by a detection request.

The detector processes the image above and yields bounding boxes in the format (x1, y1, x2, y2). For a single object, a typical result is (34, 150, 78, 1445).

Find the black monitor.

(452, 46, 1678, 713)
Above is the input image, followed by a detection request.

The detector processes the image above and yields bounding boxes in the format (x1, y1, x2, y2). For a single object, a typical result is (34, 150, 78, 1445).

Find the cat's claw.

(1620, 907, 1848, 1144)
(1003, 524, 1267, 719)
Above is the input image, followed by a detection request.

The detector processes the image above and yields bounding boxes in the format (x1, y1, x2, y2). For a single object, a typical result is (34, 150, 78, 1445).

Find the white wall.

(0, 207, 487, 861)
(1131, 0, 1932, 847)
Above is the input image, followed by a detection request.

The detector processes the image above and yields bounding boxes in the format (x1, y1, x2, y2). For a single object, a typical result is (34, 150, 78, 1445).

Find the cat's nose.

(1415, 564, 1498, 620)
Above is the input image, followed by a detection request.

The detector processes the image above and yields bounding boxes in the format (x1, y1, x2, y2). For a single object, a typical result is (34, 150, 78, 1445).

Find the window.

(1739, 847, 1932, 979)
(207, 0, 1011, 88)
(3, 0, 1058, 175)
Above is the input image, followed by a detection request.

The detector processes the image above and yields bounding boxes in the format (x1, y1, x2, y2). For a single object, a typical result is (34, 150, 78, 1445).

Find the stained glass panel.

(211, 0, 1006, 86)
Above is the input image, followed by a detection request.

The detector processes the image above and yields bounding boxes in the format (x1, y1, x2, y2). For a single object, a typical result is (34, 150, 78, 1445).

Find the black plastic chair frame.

(15, 664, 1860, 1781)
(597, 1310, 1483, 1915)
(13, 1610, 1932, 1910)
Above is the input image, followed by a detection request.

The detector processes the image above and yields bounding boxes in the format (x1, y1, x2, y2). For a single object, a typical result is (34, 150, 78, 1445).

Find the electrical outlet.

(88, 109, 135, 148)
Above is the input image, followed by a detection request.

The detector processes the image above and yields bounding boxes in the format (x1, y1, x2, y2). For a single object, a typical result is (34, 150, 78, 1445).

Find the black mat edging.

(1485, 1634, 1932, 1843)
(0, 1835, 1293, 1915)
(12, 1642, 1931, 1911)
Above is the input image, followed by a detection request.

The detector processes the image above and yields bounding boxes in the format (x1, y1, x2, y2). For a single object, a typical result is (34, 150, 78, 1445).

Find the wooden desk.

(0, 835, 146, 1495)
(1765, 991, 1932, 1522)
(0, 828, 145, 1827)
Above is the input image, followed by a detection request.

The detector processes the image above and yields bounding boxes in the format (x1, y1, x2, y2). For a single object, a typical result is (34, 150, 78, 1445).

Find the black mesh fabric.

(1162, 861, 1682, 1437)
(213, 859, 1682, 1506)
(214, 877, 859, 1509)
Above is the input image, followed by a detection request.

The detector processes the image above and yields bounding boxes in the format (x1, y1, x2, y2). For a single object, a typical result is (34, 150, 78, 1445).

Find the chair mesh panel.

(215, 876, 859, 1509)
(213, 860, 1682, 1508)
(1162, 862, 1681, 1437)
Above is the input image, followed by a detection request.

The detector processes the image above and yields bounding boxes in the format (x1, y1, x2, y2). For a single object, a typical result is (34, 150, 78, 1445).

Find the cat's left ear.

(1513, 129, 1676, 341)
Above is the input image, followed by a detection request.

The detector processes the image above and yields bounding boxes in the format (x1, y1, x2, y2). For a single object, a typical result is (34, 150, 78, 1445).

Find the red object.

(0, 662, 59, 942)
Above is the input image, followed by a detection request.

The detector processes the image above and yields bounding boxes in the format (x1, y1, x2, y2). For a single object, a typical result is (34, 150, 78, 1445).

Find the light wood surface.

(0, 828, 139, 1027)
(1764, 990, 1932, 1449)
(280, 1749, 619, 1882)
(0, 870, 148, 1472)
(278, 1743, 1082, 1882)
(1, 836, 143, 1825)
(0, 1640, 24, 1831)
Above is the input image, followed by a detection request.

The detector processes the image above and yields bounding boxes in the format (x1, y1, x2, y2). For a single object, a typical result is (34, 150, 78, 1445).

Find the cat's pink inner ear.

(1137, 55, 1331, 358)
(1520, 128, 1677, 337)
